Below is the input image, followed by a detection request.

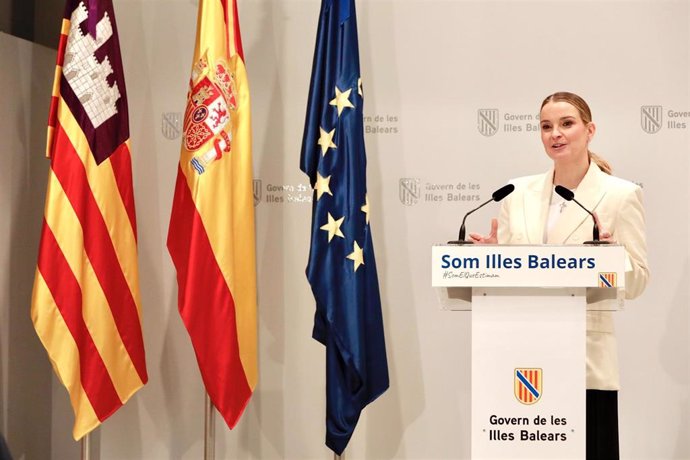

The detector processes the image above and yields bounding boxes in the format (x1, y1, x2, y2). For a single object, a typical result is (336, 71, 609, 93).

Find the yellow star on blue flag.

(299, 0, 390, 455)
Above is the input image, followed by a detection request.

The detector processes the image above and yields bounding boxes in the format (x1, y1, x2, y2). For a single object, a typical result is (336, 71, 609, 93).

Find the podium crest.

(598, 272, 617, 288)
(514, 368, 542, 405)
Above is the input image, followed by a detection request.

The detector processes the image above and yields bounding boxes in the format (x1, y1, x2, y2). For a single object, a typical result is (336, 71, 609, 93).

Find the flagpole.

(334, 452, 344, 460)
(81, 433, 90, 460)
(204, 391, 215, 460)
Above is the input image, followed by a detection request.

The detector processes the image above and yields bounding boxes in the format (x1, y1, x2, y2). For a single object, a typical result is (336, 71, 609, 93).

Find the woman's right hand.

(468, 218, 498, 244)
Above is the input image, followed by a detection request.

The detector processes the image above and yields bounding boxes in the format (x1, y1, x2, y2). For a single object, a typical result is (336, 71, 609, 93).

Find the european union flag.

(300, 0, 390, 454)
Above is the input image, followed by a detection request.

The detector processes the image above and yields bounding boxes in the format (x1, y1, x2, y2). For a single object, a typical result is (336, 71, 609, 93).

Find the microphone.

(554, 185, 610, 244)
(448, 184, 515, 245)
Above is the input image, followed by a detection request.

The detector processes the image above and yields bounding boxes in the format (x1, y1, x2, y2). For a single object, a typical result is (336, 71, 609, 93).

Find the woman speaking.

(470, 92, 649, 459)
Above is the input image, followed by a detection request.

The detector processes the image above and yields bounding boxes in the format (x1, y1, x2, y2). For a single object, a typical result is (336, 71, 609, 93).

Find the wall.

(0, 0, 63, 48)
(0, 31, 54, 460)
(1, 0, 688, 459)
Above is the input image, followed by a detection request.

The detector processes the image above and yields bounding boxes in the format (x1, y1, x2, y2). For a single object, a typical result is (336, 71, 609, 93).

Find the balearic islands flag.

(167, 0, 257, 428)
(300, 0, 390, 454)
(31, 0, 147, 439)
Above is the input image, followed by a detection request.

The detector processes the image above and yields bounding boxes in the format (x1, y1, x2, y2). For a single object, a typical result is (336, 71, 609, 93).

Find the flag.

(31, 0, 147, 439)
(300, 0, 389, 454)
(167, 0, 257, 429)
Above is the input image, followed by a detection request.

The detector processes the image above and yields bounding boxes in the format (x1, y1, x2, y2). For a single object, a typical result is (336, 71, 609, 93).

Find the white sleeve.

(615, 186, 649, 299)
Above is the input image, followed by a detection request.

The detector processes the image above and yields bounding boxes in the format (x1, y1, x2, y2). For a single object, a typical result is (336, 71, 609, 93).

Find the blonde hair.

(541, 91, 612, 175)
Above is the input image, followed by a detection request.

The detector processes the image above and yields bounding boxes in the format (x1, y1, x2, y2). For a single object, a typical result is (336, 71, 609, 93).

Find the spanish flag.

(31, 0, 147, 440)
(167, 0, 257, 428)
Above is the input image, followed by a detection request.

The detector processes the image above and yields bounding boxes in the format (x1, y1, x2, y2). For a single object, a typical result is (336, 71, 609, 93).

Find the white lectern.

(431, 244, 626, 460)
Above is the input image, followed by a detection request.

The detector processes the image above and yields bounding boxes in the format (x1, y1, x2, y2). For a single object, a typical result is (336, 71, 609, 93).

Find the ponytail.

(589, 151, 612, 175)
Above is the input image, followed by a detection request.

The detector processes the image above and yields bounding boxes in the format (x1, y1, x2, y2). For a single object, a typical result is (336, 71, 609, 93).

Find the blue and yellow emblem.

(514, 368, 542, 405)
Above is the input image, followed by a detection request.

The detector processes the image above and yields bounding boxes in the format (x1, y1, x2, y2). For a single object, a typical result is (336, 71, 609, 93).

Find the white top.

(544, 187, 575, 243)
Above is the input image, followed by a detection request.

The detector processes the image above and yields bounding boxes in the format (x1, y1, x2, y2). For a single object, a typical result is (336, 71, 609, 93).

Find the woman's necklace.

(551, 187, 574, 213)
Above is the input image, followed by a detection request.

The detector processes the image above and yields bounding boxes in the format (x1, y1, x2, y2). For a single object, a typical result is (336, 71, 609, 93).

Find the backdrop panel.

(1, 1, 688, 459)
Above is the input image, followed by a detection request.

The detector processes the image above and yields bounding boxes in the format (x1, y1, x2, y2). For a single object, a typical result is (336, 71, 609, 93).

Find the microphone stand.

(447, 197, 494, 245)
(570, 199, 611, 245)
(554, 185, 611, 245)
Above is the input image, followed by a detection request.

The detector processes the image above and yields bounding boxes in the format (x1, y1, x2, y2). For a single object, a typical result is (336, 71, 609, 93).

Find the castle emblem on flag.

(598, 272, 617, 288)
(64, 2, 120, 128)
(514, 368, 542, 405)
(183, 57, 238, 174)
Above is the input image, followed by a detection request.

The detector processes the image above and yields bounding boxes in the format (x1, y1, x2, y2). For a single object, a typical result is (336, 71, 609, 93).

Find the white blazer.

(497, 161, 649, 390)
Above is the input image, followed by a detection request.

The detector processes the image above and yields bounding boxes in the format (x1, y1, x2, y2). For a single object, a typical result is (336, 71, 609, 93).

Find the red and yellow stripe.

(32, 15, 146, 438)
(168, 0, 257, 428)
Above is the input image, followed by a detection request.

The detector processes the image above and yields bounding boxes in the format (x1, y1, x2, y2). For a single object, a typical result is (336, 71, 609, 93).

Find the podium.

(432, 244, 626, 459)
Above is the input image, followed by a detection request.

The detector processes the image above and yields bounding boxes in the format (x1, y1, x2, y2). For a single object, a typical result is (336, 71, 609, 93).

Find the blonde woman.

(471, 92, 649, 459)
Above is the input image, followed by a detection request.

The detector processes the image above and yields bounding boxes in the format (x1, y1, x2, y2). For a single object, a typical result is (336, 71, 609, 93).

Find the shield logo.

(478, 109, 499, 137)
(253, 179, 262, 207)
(161, 112, 182, 140)
(640, 106, 662, 134)
(598, 272, 617, 288)
(184, 76, 230, 151)
(514, 368, 542, 405)
(399, 178, 420, 206)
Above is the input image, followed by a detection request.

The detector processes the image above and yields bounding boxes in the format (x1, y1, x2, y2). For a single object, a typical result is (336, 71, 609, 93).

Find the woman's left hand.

(593, 212, 616, 243)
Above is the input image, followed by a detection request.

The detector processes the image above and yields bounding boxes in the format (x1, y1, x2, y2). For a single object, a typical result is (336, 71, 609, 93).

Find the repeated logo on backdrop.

(478, 109, 499, 136)
(158, 102, 677, 211)
(640, 106, 663, 134)
(476, 108, 541, 136)
(253, 179, 262, 207)
(398, 178, 481, 206)
(640, 105, 688, 133)
(475, 106, 690, 136)
(251, 181, 312, 205)
(161, 112, 182, 139)
(242, 177, 484, 208)
(364, 113, 400, 135)
(399, 179, 420, 206)
(162, 112, 400, 138)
